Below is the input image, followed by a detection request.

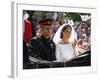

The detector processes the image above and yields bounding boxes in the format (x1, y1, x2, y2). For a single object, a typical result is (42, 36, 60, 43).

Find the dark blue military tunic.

(29, 35, 56, 61)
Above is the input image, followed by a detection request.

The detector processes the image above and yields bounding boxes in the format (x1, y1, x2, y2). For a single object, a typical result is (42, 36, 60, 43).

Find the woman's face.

(62, 27, 72, 39)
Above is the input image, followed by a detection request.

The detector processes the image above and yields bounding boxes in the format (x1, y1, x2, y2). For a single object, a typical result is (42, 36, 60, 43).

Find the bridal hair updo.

(60, 24, 72, 39)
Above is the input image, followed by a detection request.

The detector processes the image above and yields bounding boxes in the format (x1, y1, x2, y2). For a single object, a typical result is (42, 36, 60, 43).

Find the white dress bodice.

(56, 43, 76, 62)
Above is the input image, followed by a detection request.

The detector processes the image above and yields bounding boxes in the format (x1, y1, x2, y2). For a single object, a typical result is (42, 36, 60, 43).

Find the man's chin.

(45, 35, 51, 39)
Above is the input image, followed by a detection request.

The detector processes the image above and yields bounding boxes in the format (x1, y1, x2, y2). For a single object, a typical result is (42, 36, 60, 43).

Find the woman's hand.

(72, 39, 77, 49)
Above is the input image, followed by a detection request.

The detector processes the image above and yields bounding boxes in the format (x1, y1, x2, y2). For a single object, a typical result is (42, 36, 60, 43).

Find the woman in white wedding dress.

(53, 23, 77, 62)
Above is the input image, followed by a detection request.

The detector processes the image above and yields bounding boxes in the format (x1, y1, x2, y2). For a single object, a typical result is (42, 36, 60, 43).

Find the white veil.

(53, 23, 79, 55)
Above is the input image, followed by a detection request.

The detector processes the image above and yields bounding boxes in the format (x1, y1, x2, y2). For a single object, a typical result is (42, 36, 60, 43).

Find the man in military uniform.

(29, 18, 56, 62)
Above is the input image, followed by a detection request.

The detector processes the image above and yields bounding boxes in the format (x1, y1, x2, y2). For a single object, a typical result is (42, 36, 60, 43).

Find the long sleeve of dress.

(56, 44, 61, 62)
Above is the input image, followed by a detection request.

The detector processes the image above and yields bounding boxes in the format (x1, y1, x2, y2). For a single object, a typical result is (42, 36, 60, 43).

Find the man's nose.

(48, 30, 52, 33)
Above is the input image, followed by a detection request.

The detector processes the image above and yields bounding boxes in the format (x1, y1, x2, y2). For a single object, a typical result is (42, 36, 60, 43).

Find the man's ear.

(40, 29, 43, 34)
(40, 28, 43, 31)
